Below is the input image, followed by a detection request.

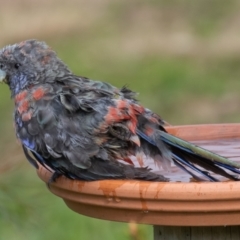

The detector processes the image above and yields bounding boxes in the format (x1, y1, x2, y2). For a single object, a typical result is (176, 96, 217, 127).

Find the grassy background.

(1, 0, 240, 239)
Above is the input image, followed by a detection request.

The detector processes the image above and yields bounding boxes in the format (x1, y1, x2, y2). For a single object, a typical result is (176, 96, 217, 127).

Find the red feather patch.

(32, 87, 45, 100)
(105, 100, 145, 134)
(18, 100, 29, 114)
(22, 111, 32, 121)
(15, 90, 27, 103)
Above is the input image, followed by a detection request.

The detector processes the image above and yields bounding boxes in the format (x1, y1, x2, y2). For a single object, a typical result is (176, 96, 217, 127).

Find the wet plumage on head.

(0, 39, 240, 183)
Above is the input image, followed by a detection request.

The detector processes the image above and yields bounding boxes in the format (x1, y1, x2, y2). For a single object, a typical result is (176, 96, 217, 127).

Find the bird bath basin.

(37, 124, 240, 239)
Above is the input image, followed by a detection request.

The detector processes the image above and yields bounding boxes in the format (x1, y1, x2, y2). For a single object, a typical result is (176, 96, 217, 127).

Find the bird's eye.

(14, 63, 21, 69)
(0, 63, 4, 69)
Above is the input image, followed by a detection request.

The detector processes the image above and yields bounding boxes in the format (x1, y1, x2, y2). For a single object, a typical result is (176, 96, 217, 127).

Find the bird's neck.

(9, 74, 30, 98)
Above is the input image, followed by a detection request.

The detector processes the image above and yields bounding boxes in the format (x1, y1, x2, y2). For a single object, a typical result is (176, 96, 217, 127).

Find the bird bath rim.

(37, 123, 240, 226)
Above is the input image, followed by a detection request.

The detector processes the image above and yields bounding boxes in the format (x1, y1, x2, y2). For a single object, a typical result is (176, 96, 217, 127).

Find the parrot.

(0, 39, 239, 183)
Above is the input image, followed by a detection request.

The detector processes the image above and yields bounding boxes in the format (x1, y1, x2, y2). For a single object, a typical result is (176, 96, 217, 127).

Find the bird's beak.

(0, 69, 7, 83)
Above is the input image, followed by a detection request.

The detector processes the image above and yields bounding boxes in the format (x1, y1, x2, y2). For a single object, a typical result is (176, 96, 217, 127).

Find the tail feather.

(137, 129, 240, 181)
(172, 153, 219, 182)
(214, 162, 240, 174)
(171, 147, 238, 181)
(173, 158, 208, 182)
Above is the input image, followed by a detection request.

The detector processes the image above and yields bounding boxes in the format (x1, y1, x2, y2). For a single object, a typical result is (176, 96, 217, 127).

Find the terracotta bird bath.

(37, 124, 240, 239)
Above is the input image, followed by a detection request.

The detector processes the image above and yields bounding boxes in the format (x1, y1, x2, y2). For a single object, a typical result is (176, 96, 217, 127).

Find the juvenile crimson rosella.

(0, 39, 239, 182)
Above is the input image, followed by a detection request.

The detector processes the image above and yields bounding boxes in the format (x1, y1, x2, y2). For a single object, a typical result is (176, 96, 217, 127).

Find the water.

(153, 138, 240, 182)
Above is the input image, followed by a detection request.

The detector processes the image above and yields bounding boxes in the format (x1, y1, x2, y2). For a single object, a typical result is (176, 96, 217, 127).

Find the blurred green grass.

(55, 37, 240, 124)
(1, 1, 240, 239)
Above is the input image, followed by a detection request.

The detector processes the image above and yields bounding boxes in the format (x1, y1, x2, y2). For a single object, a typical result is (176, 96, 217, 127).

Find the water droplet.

(115, 197, 121, 203)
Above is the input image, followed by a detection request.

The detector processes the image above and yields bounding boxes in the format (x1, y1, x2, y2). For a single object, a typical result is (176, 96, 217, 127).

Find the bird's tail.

(137, 129, 240, 181)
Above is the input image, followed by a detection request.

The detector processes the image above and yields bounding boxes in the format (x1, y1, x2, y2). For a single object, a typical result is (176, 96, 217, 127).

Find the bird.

(0, 39, 239, 183)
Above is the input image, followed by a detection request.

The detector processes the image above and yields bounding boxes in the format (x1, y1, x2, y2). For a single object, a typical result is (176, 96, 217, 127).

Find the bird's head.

(0, 39, 71, 97)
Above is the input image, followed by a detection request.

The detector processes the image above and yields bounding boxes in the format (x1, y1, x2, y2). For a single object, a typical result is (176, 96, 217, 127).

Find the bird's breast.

(14, 86, 48, 122)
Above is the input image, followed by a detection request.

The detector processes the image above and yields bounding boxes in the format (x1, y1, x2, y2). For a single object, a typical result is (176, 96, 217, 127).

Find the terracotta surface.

(37, 124, 240, 226)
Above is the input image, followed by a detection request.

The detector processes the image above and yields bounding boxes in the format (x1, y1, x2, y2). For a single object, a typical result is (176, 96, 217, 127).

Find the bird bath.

(37, 123, 240, 239)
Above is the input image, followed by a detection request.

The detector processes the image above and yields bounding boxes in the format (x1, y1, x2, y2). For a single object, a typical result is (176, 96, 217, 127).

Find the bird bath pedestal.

(37, 124, 240, 240)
